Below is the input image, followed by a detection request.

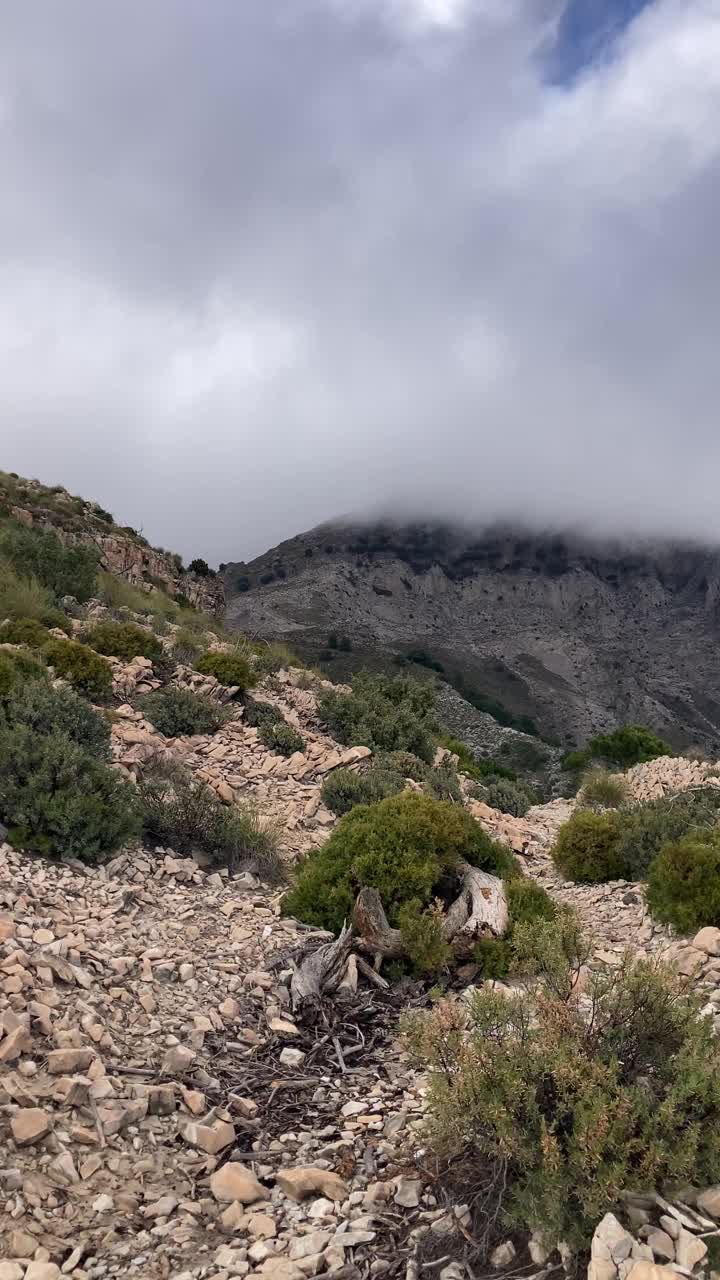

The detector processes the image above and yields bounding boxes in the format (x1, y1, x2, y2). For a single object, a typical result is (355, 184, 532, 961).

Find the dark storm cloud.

(1, 0, 720, 562)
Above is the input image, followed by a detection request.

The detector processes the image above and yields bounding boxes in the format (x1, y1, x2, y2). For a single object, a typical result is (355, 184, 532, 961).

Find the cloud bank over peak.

(1, 0, 719, 562)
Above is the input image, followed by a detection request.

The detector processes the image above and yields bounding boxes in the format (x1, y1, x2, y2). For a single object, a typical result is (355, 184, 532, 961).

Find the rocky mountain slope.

(0, 471, 224, 615)
(223, 522, 720, 751)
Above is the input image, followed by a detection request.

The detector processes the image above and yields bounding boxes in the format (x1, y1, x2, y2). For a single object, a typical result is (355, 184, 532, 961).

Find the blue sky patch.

(547, 0, 655, 83)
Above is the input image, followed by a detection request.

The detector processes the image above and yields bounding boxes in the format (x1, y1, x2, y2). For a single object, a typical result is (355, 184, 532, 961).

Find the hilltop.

(223, 519, 720, 751)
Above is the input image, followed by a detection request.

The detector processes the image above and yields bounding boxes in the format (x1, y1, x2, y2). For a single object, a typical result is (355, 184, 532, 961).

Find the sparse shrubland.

(437, 734, 516, 783)
(424, 763, 462, 803)
(195, 650, 255, 692)
(404, 929, 720, 1252)
(140, 687, 231, 738)
(319, 672, 437, 762)
(138, 758, 280, 877)
(85, 620, 163, 662)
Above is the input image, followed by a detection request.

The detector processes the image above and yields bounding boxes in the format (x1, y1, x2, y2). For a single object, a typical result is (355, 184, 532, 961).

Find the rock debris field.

(4, 668, 720, 1280)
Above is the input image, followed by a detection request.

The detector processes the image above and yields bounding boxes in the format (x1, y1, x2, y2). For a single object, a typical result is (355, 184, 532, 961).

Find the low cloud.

(1, 0, 719, 562)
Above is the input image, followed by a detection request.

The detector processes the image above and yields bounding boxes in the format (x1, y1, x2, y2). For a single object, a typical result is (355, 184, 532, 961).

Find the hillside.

(223, 521, 720, 750)
(5, 474, 720, 1279)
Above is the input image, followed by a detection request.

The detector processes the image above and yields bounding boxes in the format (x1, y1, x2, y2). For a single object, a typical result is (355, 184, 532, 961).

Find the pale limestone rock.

(10, 1106, 50, 1146)
(490, 1241, 516, 1269)
(674, 1227, 707, 1270)
(210, 1163, 270, 1204)
(275, 1167, 348, 1203)
(393, 1175, 422, 1208)
(693, 927, 720, 956)
(184, 1119, 235, 1154)
(697, 1186, 720, 1218)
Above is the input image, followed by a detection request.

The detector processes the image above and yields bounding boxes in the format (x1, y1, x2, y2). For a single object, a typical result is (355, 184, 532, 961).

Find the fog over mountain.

(2, 0, 720, 562)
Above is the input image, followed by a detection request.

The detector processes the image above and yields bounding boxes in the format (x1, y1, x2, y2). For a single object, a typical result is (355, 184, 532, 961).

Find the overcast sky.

(2, 0, 720, 564)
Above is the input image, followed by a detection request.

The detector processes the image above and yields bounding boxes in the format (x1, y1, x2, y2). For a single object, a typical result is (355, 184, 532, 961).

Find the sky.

(2, 0, 720, 565)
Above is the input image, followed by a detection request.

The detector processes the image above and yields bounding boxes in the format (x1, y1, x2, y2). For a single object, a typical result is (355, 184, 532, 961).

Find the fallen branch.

(443, 862, 508, 947)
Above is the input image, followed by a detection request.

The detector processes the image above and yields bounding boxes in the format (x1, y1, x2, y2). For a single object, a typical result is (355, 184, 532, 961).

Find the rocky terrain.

(0, 473, 224, 615)
(223, 522, 720, 751)
(4, 632, 720, 1280)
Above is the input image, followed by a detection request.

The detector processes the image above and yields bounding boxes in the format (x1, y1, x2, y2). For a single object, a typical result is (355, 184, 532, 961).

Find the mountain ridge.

(223, 519, 720, 750)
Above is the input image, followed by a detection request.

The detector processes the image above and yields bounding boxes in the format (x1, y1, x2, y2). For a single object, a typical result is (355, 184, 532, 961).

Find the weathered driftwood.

(290, 922, 354, 1007)
(352, 888, 404, 958)
(289, 865, 508, 1000)
(442, 861, 509, 946)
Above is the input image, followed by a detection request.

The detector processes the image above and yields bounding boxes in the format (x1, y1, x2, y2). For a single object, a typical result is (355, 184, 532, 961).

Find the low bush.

(321, 766, 405, 816)
(375, 750, 429, 783)
(319, 672, 437, 763)
(85, 621, 162, 662)
(485, 779, 533, 817)
(171, 626, 204, 665)
(437, 735, 516, 782)
(138, 760, 280, 877)
(564, 725, 673, 773)
(140, 688, 231, 737)
(404, 934, 720, 1252)
(282, 790, 514, 935)
(551, 809, 625, 883)
(398, 900, 451, 976)
(0, 523, 99, 602)
(42, 637, 113, 701)
(647, 831, 720, 932)
(195, 650, 255, 692)
(243, 696, 282, 729)
(471, 875, 558, 980)
(0, 618, 51, 648)
(616, 787, 720, 879)
(0, 561, 64, 625)
(253, 641, 301, 674)
(425, 764, 462, 803)
(3, 681, 111, 758)
(0, 648, 48, 699)
(258, 719, 305, 756)
(0, 722, 139, 862)
(579, 767, 629, 809)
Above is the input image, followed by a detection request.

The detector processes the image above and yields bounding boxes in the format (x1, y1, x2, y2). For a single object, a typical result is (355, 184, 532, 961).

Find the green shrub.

(0, 523, 99, 602)
(85, 621, 162, 662)
(471, 876, 558, 980)
(564, 725, 673, 773)
(319, 673, 437, 762)
(138, 760, 280, 877)
(551, 809, 625, 883)
(253, 641, 301, 674)
(579, 767, 629, 809)
(485, 779, 533, 817)
(258, 718, 304, 756)
(647, 831, 720, 932)
(398, 900, 452, 976)
(3, 681, 111, 758)
(438, 735, 516, 782)
(195, 650, 255, 692)
(405, 941, 720, 1251)
(42, 637, 113, 701)
(171, 626, 204, 665)
(375, 750, 429, 783)
(282, 791, 514, 935)
(0, 648, 48, 699)
(0, 562, 62, 625)
(425, 764, 462, 803)
(0, 618, 51, 648)
(243, 697, 283, 729)
(616, 787, 720, 880)
(321, 766, 405, 816)
(0, 722, 139, 862)
(140, 688, 231, 737)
